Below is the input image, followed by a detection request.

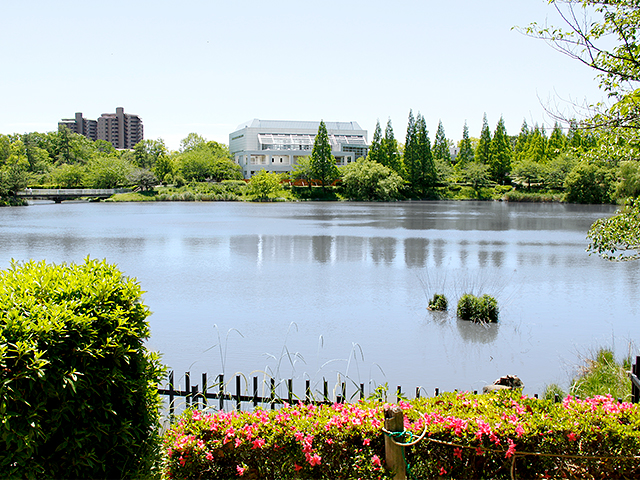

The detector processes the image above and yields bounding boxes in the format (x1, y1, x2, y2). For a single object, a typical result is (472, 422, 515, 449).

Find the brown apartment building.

(58, 107, 143, 149)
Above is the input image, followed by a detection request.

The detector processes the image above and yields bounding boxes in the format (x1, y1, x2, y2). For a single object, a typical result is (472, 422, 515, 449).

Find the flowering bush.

(163, 391, 640, 479)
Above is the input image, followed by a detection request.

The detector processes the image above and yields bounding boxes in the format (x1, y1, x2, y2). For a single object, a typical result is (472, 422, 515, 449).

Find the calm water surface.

(1, 201, 636, 397)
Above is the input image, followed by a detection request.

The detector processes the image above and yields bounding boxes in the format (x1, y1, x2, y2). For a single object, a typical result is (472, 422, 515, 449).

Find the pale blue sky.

(0, 0, 603, 150)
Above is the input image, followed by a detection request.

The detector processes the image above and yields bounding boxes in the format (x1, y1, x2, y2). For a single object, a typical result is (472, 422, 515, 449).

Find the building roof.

(234, 119, 363, 132)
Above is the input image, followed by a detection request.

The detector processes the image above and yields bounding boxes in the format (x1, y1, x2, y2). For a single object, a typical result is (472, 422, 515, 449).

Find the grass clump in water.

(427, 293, 448, 311)
(456, 293, 498, 322)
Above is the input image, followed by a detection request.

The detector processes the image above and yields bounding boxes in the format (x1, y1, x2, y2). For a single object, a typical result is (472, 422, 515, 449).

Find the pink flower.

(308, 454, 321, 466)
(453, 447, 463, 460)
(372, 454, 382, 467)
(515, 424, 525, 438)
(567, 432, 577, 442)
(205, 451, 213, 461)
(476, 446, 485, 456)
(179, 456, 185, 466)
(506, 438, 516, 458)
(439, 467, 447, 475)
(252, 438, 265, 449)
(363, 438, 371, 446)
(294, 430, 304, 442)
(236, 465, 246, 476)
(294, 463, 303, 472)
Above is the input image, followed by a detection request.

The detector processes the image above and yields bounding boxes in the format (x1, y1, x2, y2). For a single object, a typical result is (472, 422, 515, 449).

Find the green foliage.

(511, 158, 545, 190)
(570, 348, 631, 400)
(564, 161, 615, 204)
(457, 121, 474, 165)
(476, 113, 492, 165)
(457, 293, 499, 322)
(615, 160, 640, 200)
(428, 293, 448, 311)
(247, 170, 285, 201)
(460, 162, 491, 194)
(587, 198, 640, 260)
(128, 167, 158, 191)
(0, 259, 164, 479)
(489, 116, 512, 183)
(163, 391, 640, 480)
(544, 152, 578, 190)
(311, 121, 339, 190)
(432, 120, 451, 163)
(340, 158, 404, 201)
(48, 163, 86, 188)
(85, 155, 134, 188)
(367, 120, 383, 165)
(380, 119, 401, 174)
(290, 155, 314, 188)
(502, 190, 563, 203)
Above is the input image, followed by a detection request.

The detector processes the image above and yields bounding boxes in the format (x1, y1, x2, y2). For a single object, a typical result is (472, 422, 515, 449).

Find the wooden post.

(306, 379, 311, 404)
(218, 374, 224, 411)
(360, 383, 365, 400)
(202, 373, 208, 407)
(192, 385, 198, 409)
(185, 372, 191, 406)
(288, 379, 293, 405)
(168, 371, 175, 418)
(415, 386, 420, 399)
(253, 376, 258, 408)
(384, 404, 406, 480)
(235, 375, 241, 410)
(633, 356, 640, 403)
(323, 379, 328, 403)
(396, 386, 401, 403)
(270, 378, 276, 410)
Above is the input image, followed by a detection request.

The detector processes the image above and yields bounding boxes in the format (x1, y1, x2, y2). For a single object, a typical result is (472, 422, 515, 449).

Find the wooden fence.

(158, 356, 640, 416)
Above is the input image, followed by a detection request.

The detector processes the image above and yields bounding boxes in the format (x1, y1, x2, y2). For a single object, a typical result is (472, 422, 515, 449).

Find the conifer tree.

(404, 110, 418, 188)
(380, 119, 401, 174)
(432, 120, 451, 163)
(457, 121, 474, 165)
(476, 113, 492, 165)
(548, 122, 567, 158)
(311, 120, 338, 191)
(416, 113, 437, 193)
(368, 120, 383, 164)
(514, 119, 530, 162)
(524, 125, 547, 163)
(489, 116, 512, 183)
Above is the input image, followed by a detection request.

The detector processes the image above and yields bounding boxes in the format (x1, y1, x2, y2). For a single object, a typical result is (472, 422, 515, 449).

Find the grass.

(544, 347, 632, 401)
(502, 189, 564, 203)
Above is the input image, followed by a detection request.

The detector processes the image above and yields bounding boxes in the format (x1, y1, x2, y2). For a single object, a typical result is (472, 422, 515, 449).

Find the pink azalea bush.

(163, 391, 640, 479)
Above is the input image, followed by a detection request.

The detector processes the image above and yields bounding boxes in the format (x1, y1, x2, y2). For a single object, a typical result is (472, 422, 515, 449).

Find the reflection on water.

(0, 200, 635, 396)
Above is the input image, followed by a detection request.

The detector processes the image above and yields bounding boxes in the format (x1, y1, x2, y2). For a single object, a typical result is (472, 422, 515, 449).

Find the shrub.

(457, 293, 499, 322)
(0, 259, 165, 479)
(428, 293, 448, 311)
(163, 391, 640, 479)
(564, 161, 615, 204)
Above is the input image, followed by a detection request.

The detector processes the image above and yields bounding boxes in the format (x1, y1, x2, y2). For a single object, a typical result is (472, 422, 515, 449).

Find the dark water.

(1, 200, 636, 398)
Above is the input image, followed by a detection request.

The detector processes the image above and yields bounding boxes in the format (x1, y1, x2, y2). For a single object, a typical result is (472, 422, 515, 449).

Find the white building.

(229, 119, 368, 178)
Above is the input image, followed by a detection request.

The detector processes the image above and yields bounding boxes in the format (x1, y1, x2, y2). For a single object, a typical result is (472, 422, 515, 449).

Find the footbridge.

(17, 188, 131, 203)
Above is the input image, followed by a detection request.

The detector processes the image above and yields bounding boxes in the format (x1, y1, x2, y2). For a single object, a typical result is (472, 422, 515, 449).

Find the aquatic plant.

(428, 293, 448, 311)
(457, 293, 499, 322)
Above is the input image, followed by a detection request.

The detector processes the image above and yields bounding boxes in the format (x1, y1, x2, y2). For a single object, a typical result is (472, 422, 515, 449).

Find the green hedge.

(0, 259, 165, 479)
(162, 391, 640, 479)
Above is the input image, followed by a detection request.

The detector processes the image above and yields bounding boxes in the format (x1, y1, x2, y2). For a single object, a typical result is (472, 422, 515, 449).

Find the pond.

(1, 200, 636, 399)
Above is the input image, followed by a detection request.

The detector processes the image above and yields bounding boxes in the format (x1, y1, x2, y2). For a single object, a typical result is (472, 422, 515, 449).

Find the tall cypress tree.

(380, 119, 401, 174)
(404, 110, 418, 189)
(416, 113, 437, 194)
(548, 122, 567, 158)
(368, 120, 383, 164)
(476, 113, 492, 165)
(514, 119, 530, 162)
(489, 116, 512, 183)
(432, 120, 451, 163)
(311, 120, 338, 191)
(457, 121, 474, 165)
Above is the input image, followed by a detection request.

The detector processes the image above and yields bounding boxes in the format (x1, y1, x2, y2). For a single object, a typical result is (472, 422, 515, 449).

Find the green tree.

(179, 133, 207, 153)
(512, 158, 545, 190)
(432, 120, 451, 163)
(587, 198, 640, 261)
(403, 110, 419, 189)
(48, 163, 86, 188)
(340, 157, 404, 201)
(133, 139, 166, 169)
(127, 168, 158, 191)
(380, 119, 401, 174)
(564, 161, 615, 204)
(153, 155, 174, 185)
(85, 156, 134, 189)
(461, 161, 491, 195)
(489, 116, 512, 183)
(457, 121, 474, 165)
(514, 120, 530, 162)
(290, 155, 314, 190)
(476, 114, 492, 165)
(416, 113, 437, 192)
(367, 120, 383, 164)
(247, 170, 283, 200)
(548, 122, 567, 158)
(544, 152, 579, 190)
(310, 120, 338, 191)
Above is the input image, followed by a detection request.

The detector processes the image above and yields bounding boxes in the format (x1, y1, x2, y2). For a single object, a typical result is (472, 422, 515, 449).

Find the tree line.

(0, 129, 244, 198)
